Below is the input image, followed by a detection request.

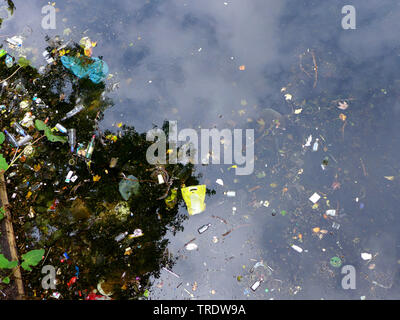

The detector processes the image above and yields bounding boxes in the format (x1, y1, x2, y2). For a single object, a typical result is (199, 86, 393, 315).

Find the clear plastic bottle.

(198, 223, 211, 234)
(61, 104, 84, 121)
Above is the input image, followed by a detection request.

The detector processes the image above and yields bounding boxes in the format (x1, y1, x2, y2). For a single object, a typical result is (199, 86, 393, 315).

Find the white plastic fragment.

(303, 134, 312, 147)
(115, 232, 128, 242)
(65, 171, 74, 183)
(157, 174, 164, 184)
(251, 280, 261, 291)
(312, 138, 319, 151)
(361, 253, 372, 260)
(309, 192, 321, 204)
(51, 292, 61, 299)
(6, 36, 23, 47)
(129, 228, 144, 238)
(284, 93, 292, 101)
(216, 179, 224, 186)
(226, 191, 236, 197)
(185, 243, 198, 251)
(291, 244, 303, 253)
(332, 222, 340, 230)
(326, 209, 336, 216)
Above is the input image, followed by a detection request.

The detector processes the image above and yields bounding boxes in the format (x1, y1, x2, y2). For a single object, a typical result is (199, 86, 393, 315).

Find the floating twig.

(360, 158, 368, 177)
(311, 50, 318, 88)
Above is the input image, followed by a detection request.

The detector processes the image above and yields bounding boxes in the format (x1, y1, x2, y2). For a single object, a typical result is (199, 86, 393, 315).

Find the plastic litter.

(303, 134, 312, 147)
(361, 253, 372, 260)
(4, 129, 19, 147)
(5, 55, 13, 68)
(164, 188, 178, 209)
(55, 123, 67, 134)
(326, 209, 336, 216)
(85, 135, 96, 159)
(330, 256, 342, 268)
(291, 244, 303, 253)
(251, 280, 262, 291)
(185, 243, 198, 251)
(128, 229, 144, 239)
(312, 138, 319, 151)
(60, 55, 109, 84)
(118, 175, 140, 201)
(332, 222, 340, 230)
(115, 232, 128, 242)
(309, 192, 321, 204)
(198, 223, 211, 234)
(225, 191, 236, 197)
(68, 129, 76, 152)
(181, 185, 206, 215)
(61, 104, 85, 121)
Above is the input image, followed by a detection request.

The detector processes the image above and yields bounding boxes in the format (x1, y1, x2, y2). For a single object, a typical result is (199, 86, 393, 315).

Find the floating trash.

(181, 185, 206, 215)
(330, 256, 342, 268)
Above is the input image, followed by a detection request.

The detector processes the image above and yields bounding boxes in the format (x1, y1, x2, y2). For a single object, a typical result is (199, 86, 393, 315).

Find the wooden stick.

(311, 50, 318, 88)
(0, 172, 25, 299)
(299, 53, 312, 78)
(360, 158, 368, 177)
(0, 66, 23, 84)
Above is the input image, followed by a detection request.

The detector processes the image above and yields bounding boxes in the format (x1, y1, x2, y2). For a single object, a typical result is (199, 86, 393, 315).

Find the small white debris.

(309, 192, 321, 204)
(332, 222, 340, 230)
(284, 93, 292, 101)
(361, 253, 372, 260)
(51, 292, 61, 299)
(291, 245, 303, 253)
(65, 171, 74, 183)
(216, 179, 224, 186)
(303, 135, 312, 147)
(294, 108, 303, 114)
(185, 243, 198, 251)
(326, 209, 336, 216)
(312, 138, 319, 152)
(157, 174, 164, 184)
(226, 191, 236, 197)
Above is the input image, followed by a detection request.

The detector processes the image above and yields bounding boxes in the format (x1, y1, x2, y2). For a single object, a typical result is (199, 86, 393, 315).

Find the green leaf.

(0, 154, 8, 171)
(0, 132, 5, 144)
(0, 207, 4, 221)
(34, 119, 47, 131)
(21, 249, 45, 271)
(0, 254, 18, 269)
(17, 57, 31, 68)
(2, 277, 10, 284)
(34, 120, 67, 144)
(44, 128, 68, 143)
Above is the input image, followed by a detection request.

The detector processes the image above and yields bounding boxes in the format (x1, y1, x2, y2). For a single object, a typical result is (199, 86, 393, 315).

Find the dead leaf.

(339, 113, 347, 121)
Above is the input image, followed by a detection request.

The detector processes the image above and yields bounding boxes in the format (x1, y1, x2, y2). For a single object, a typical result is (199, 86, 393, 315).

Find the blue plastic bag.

(61, 55, 108, 84)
